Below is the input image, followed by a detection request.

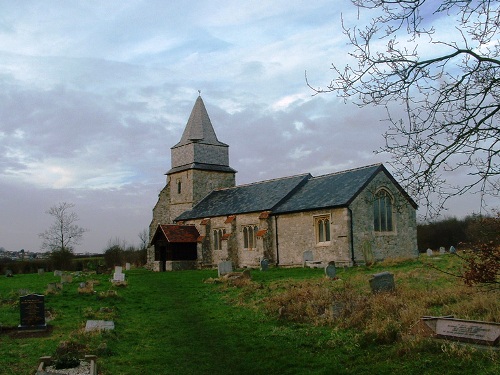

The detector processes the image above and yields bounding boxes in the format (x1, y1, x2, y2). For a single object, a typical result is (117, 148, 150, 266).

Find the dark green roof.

(175, 174, 310, 221)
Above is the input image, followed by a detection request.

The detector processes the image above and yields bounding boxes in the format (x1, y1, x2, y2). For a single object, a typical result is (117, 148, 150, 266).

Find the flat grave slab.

(85, 320, 115, 332)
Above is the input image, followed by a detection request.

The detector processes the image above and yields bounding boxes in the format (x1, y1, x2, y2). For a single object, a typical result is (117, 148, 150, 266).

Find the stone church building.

(147, 96, 418, 271)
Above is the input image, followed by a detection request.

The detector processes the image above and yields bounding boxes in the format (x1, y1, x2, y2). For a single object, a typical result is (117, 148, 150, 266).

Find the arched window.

(374, 189, 393, 232)
(243, 225, 259, 250)
(213, 229, 225, 250)
(316, 217, 331, 243)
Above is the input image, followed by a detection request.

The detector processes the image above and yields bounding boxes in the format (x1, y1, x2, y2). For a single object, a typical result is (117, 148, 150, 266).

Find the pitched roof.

(150, 224, 200, 244)
(172, 96, 227, 148)
(175, 174, 311, 221)
(273, 164, 417, 214)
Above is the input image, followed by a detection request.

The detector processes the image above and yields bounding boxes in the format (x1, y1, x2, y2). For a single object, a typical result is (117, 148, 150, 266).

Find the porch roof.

(151, 224, 200, 244)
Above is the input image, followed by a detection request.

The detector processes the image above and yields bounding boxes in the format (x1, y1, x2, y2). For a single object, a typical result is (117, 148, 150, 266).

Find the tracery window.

(213, 228, 225, 250)
(243, 225, 258, 250)
(373, 189, 394, 232)
(315, 216, 331, 244)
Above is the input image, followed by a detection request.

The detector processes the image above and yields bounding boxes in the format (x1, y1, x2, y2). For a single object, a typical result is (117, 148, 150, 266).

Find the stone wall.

(350, 171, 418, 264)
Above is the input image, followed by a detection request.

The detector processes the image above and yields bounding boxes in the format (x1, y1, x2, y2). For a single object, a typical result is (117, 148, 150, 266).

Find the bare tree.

(39, 202, 87, 252)
(308, 0, 499, 217)
(138, 229, 149, 251)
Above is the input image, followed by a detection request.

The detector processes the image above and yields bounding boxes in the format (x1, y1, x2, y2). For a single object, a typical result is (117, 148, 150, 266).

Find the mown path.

(107, 269, 339, 374)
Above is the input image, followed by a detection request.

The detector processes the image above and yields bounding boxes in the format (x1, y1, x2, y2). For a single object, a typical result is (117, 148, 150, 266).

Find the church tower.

(150, 96, 236, 236)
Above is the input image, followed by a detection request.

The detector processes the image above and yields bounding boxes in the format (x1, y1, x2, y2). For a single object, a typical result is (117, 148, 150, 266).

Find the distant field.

(0, 255, 498, 375)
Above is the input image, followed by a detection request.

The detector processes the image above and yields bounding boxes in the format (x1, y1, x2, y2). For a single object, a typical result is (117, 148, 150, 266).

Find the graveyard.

(0, 254, 499, 375)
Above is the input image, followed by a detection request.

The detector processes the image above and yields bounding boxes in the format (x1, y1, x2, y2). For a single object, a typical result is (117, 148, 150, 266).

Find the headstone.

(260, 258, 269, 271)
(113, 273, 125, 282)
(325, 261, 337, 279)
(61, 274, 73, 283)
(19, 294, 46, 329)
(421, 317, 500, 346)
(331, 301, 344, 319)
(37, 268, 44, 275)
(449, 246, 456, 254)
(303, 250, 313, 266)
(79, 282, 86, 288)
(85, 320, 115, 332)
(114, 266, 123, 274)
(5, 269, 13, 277)
(439, 247, 446, 254)
(53, 270, 63, 277)
(426, 248, 433, 257)
(125, 263, 131, 271)
(218, 261, 233, 277)
(369, 271, 395, 293)
(362, 241, 375, 266)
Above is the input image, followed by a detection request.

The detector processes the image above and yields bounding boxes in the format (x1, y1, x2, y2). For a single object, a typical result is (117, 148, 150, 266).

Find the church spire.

(174, 96, 227, 148)
(168, 96, 236, 175)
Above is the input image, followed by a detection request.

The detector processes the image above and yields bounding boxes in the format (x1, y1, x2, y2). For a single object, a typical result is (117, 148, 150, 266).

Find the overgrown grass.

(0, 254, 499, 374)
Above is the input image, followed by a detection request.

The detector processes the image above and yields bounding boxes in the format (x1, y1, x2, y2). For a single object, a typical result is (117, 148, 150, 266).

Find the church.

(147, 96, 418, 271)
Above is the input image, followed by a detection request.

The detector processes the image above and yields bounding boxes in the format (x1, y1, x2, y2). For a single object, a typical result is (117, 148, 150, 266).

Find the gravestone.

(303, 250, 313, 266)
(19, 294, 46, 329)
(325, 261, 337, 279)
(125, 263, 131, 271)
(5, 269, 13, 277)
(439, 247, 446, 254)
(369, 271, 395, 293)
(426, 248, 433, 257)
(260, 258, 269, 271)
(421, 317, 500, 346)
(61, 274, 73, 283)
(218, 261, 233, 277)
(37, 268, 44, 275)
(113, 266, 125, 282)
(362, 241, 375, 266)
(85, 320, 115, 332)
(53, 270, 63, 277)
(449, 246, 456, 254)
(331, 301, 344, 319)
(115, 266, 122, 274)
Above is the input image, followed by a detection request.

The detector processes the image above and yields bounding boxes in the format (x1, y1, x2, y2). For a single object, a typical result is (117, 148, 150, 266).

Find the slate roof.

(174, 164, 417, 222)
(172, 96, 227, 148)
(151, 224, 200, 244)
(175, 174, 311, 221)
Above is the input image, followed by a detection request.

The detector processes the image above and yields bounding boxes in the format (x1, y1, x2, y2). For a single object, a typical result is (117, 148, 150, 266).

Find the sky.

(0, 1, 493, 254)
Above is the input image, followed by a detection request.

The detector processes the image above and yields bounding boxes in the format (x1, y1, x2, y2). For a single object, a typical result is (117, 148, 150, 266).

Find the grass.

(0, 254, 499, 374)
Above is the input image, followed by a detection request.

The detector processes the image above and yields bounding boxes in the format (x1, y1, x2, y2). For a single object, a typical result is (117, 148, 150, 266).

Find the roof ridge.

(214, 173, 311, 191)
(311, 163, 382, 179)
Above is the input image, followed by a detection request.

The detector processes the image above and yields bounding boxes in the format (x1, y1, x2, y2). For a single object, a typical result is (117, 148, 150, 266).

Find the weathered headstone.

(5, 269, 13, 277)
(449, 246, 456, 254)
(369, 271, 395, 293)
(303, 250, 313, 266)
(125, 263, 131, 271)
(260, 258, 269, 271)
(218, 261, 233, 277)
(331, 301, 344, 319)
(426, 248, 433, 257)
(61, 274, 73, 283)
(325, 261, 337, 279)
(113, 273, 125, 282)
(53, 270, 63, 277)
(439, 247, 446, 254)
(114, 266, 122, 274)
(85, 320, 115, 332)
(37, 268, 44, 275)
(19, 294, 46, 329)
(362, 241, 375, 266)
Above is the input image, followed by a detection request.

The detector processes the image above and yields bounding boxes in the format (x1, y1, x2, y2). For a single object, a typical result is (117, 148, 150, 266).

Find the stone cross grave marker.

(426, 248, 433, 257)
(325, 261, 337, 279)
(19, 294, 46, 329)
(369, 271, 395, 293)
(260, 258, 269, 271)
(218, 261, 233, 277)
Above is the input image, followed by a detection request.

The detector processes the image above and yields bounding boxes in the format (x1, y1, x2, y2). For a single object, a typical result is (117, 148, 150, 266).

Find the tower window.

(177, 179, 182, 194)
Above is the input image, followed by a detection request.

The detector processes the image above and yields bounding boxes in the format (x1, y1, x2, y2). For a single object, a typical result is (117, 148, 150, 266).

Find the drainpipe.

(274, 215, 280, 267)
(348, 208, 356, 266)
